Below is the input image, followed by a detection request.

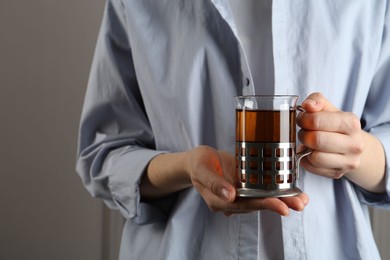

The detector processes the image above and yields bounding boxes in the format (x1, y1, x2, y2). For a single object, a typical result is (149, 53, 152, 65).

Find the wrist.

(175, 150, 193, 188)
(345, 131, 386, 194)
(140, 152, 193, 200)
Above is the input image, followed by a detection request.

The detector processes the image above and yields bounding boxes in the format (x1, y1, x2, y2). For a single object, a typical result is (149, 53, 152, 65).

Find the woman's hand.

(186, 146, 308, 216)
(141, 145, 308, 216)
(297, 92, 364, 178)
(297, 92, 386, 193)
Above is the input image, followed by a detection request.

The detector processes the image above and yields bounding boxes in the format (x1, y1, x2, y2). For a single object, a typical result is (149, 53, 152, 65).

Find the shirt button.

(244, 77, 250, 86)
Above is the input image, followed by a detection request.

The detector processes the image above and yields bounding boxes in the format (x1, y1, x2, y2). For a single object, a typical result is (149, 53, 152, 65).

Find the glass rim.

(235, 95, 299, 99)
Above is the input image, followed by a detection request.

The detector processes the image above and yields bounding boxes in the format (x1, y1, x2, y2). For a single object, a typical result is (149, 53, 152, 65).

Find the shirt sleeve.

(355, 1, 390, 209)
(76, 0, 172, 223)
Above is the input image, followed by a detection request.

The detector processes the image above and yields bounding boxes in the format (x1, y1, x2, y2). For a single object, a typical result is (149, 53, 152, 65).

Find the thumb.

(301, 92, 339, 112)
(195, 166, 236, 203)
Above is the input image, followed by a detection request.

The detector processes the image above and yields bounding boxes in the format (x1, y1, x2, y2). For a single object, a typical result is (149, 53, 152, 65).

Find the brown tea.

(236, 109, 296, 143)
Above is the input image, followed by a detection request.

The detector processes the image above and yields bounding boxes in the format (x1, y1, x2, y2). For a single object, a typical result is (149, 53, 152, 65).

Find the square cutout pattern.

(236, 142, 296, 186)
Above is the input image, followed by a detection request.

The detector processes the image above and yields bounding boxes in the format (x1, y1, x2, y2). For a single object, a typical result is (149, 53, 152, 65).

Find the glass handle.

(295, 104, 311, 179)
(296, 147, 312, 179)
(297, 105, 305, 112)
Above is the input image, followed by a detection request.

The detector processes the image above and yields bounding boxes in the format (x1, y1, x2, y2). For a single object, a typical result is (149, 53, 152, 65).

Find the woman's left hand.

(297, 92, 386, 194)
(297, 92, 364, 179)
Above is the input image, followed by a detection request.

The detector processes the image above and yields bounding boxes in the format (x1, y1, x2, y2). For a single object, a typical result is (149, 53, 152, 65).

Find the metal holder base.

(235, 142, 303, 198)
(236, 187, 302, 198)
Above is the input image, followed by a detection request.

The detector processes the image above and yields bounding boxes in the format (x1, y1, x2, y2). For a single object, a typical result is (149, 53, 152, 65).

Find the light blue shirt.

(77, 0, 390, 259)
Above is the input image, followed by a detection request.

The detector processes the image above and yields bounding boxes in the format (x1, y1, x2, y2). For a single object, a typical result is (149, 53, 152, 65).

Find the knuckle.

(207, 178, 220, 195)
(306, 151, 317, 164)
(345, 112, 361, 132)
(307, 113, 321, 129)
(313, 114, 322, 129)
(346, 157, 361, 171)
(351, 141, 364, 154)
(313, 132, 325, 150)
(333, 169, 344, 179)
(348, 135, 364, 154)
(350, 115, 362, 130)
(299, 113, 320, 130)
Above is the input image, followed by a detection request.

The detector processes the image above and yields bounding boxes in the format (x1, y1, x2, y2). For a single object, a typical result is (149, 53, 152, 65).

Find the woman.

(77, 1, 390, 259)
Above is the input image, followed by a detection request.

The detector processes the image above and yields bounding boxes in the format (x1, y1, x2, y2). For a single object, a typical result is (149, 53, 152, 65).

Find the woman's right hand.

(186, 145, 309, 216)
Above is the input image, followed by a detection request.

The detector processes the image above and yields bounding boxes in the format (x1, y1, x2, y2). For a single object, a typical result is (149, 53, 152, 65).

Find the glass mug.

(235, 95, 311, 198)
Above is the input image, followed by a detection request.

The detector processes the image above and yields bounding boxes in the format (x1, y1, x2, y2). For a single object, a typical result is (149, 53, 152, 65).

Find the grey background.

(0, 1, 113, 260)
(0, 1, 389, 259)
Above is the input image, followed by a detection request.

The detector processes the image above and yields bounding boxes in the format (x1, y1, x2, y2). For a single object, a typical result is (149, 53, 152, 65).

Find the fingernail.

(221, 188, 231, 202)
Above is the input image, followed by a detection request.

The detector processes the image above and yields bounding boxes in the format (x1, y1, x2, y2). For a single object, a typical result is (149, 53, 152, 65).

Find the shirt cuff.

(106, 148, 174, 222)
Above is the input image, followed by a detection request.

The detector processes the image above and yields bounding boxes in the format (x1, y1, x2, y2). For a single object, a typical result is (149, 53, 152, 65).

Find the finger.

(301, 151, 360, 177)
(195, 184, 236, 211)
(192, 167, 236, 203)
(305, 151, 359, 170)
(225, 195, 309, 215)
(298, 129, 362, 154)
(297, 111, 361, 134)
(300, 92, 339, 113)
(224, 197, 291, 216)
(300, 157, 347, 179)
(200, 188, 308, 216)
(280, 193, 309, 210)
(195, 185, 274, 214)
(223, 210, 256, 217)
